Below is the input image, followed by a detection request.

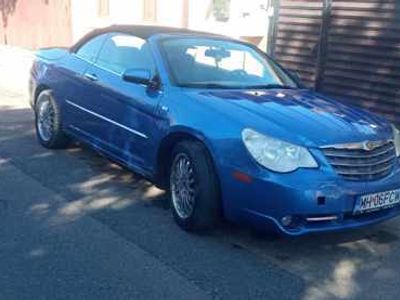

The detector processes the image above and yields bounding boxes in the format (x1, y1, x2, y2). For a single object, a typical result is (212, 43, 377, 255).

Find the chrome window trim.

(72, 53, 123, 77)
(66, 100, 148, 139)
(72, 52, 93, 64)
(93, 62, 123, 77)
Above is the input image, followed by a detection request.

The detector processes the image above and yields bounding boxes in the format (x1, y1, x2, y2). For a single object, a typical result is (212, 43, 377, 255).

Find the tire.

(170, 140, 220, 231)
(35, 90, 69, 149)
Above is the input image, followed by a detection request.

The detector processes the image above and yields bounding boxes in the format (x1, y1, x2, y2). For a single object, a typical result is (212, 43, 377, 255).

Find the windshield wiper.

(245, 84, 296, 90)
(179, 83, 237, 89)
(179, 83, 297, 90)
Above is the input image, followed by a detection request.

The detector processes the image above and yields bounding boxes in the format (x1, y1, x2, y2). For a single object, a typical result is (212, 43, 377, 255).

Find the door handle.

(84, 73, 98, 81)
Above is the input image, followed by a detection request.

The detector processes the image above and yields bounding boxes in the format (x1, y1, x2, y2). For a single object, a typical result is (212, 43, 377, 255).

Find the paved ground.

(0, 47, 400, 299)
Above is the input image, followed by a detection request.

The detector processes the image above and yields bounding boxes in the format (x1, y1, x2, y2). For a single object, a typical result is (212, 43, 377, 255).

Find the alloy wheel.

(171, 153, 196, 219)
(37, 96, 55, 142)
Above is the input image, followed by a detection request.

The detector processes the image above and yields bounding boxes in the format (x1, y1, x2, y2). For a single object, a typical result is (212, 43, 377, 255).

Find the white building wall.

(109, 0, 144, 24)
(71, 0, 143, 42)
(70, 0, 271, 48)
(188, 0, 270, 37)
(156, 0, 185, 27)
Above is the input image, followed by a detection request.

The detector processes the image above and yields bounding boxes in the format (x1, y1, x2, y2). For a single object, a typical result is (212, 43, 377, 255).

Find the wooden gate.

(271, 0, 400, 124)
(270, 0, 325, 88)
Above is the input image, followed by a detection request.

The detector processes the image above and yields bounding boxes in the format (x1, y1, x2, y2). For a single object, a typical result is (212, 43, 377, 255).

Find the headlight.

(392, 124, 400, 157)
(242, 128, 318, 173)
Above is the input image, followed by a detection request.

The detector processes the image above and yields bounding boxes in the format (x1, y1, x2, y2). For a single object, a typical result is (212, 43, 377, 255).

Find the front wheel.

(170, 140, 220, 231)
(35, 90, 69, 149)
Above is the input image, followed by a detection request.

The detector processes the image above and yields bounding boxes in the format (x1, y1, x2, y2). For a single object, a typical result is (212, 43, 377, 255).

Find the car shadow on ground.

(1, 105, 400, 299)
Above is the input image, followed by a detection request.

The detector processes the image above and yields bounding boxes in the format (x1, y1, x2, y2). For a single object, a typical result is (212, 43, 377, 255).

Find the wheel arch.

(154, 127, 219, 190)
(33, 84, 51, 106)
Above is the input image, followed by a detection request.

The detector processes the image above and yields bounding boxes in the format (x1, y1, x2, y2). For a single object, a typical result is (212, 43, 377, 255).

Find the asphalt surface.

(1, 47, 400, 299)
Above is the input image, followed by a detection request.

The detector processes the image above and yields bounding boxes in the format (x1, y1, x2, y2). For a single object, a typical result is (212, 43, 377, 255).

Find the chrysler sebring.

(30, 25, 400, 236)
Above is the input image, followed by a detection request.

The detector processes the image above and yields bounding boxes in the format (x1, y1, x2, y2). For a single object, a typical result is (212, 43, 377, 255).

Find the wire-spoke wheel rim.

(171, 153, 196, 219)
(37, 96, 55, 142)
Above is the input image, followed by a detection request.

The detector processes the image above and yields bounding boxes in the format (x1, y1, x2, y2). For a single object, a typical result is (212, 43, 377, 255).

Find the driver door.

(82, 33, 162, 175)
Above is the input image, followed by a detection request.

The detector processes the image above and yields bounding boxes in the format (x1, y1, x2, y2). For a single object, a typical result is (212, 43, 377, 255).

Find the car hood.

(188, 88, 392, 147)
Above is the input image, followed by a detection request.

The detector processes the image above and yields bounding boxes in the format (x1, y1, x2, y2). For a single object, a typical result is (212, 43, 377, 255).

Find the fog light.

(281, 215, 293, 227)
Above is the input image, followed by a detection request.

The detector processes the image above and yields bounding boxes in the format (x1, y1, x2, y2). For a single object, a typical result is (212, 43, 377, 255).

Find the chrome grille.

(322, 140, 396, 181)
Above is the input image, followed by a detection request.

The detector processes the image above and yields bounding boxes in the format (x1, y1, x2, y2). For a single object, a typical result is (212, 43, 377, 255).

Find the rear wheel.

(170, 140, 220, 231)
(35, 90, 69, 149)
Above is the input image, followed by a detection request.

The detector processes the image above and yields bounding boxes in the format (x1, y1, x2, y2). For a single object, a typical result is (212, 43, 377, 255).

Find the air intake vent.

(322, 140, 396, 181)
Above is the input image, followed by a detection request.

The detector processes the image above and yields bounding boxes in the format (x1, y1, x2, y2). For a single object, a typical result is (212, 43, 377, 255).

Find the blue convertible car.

(30, 25, 400, 235)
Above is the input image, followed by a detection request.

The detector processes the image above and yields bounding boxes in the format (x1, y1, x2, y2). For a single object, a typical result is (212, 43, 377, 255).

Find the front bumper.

(218, 160, 400, 236)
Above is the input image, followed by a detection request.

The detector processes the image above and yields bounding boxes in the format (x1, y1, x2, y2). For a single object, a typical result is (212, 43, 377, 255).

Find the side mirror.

(122, 68, 152, 85)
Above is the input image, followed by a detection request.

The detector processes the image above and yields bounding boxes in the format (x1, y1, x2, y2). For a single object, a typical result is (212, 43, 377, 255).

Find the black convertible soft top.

(70, 24, 226, 52)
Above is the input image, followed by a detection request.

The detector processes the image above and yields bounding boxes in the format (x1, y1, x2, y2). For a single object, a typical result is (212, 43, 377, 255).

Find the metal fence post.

(315, 0, 332, 91)
(266, 0, 280, 56)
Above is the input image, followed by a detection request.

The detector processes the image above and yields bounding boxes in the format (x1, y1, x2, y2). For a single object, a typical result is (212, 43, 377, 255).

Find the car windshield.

(160, 37, 298, 89)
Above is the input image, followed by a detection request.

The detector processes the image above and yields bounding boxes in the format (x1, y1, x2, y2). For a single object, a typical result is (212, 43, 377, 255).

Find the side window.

(96, 34, 156, 75)
(75, 34, 108, 63)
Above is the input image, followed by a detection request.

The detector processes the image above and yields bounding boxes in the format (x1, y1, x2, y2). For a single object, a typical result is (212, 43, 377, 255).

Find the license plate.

(354, 189, 400, 215)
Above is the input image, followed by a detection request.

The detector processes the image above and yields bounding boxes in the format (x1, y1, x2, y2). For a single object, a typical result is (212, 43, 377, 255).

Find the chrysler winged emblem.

(363, 140, 384, 151)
